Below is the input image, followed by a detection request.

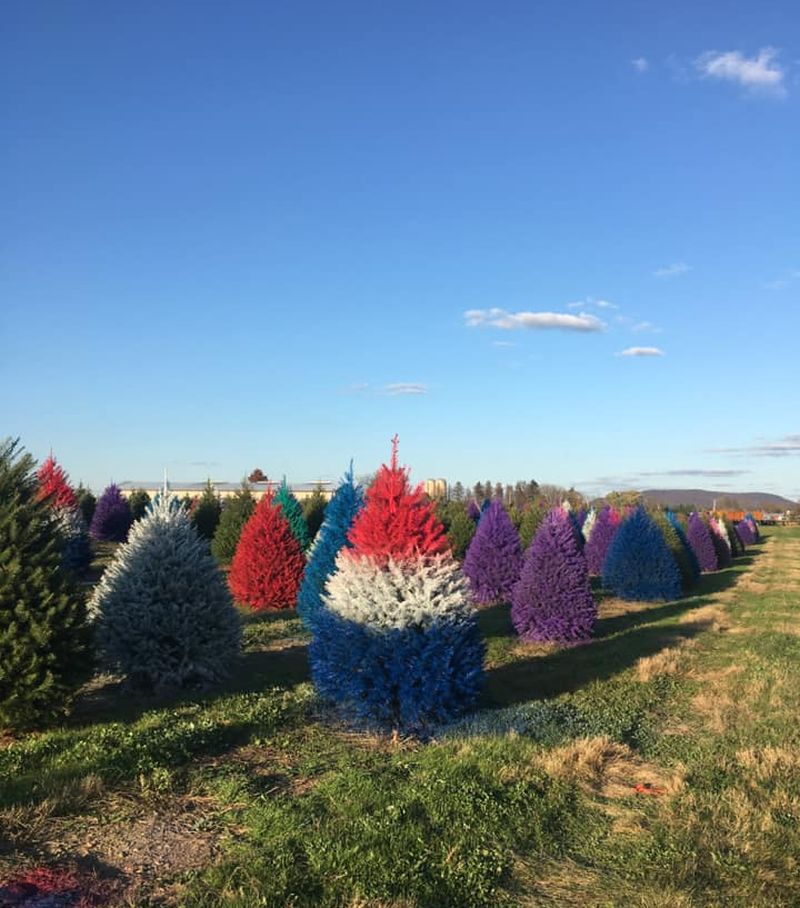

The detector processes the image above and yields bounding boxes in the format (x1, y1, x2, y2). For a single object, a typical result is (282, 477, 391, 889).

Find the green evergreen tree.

(128, 488, 151, 522)
(301, 487, 328, 541)
(447, 504, 477, 560)
(274, 478, 310, 551)
(75, 484, 96, 526)
(192, 480, 222, 541)
(211, 484, 255, 564)
(0, 439, 92, 730)
(518, 504, 545, 551)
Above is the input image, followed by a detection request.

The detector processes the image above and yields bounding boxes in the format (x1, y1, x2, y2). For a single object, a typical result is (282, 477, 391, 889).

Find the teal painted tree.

(275, 478, 311, 552)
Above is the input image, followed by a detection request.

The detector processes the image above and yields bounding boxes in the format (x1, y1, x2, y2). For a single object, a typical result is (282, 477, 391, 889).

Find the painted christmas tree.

(297, 465, 364, 630)
(584, 505, 620, 576)
(707, 515, 732, 568)
(723, 516, 745, 557)
(652, 511, 698, 593)
(35, 453, 91, 573)
(36, 454, 77, 510)
(463, 500, 523, 604)
(228, 494, 306, 609)
(310, 438, 484, 733)
(602, 507, 682, 601)
(735, 519, 756, 547)
(467, 500, 481, 522)
(90, 483, 133, 542)
(274, 478, 311, 552)
(581, 508, 597, 542)
(686, 512, 719, 573)
(1, 439, 91, 729)
(211, 484, 255, 564)
(91, 492, 241, 691)
(511, 508, 596, 643)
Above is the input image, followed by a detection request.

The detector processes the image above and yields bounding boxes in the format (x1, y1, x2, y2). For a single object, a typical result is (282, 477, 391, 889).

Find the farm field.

(2, 528, 799, 907)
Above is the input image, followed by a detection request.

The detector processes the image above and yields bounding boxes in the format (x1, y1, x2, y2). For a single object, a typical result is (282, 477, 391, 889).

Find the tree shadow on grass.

(482, 612, 715, 709)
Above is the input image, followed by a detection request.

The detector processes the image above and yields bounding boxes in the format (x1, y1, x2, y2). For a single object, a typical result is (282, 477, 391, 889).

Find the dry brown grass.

(635, 638, 697, 681)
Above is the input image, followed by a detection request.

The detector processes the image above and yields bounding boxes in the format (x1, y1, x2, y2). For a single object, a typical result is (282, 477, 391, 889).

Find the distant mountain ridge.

(641, 489, 797, 510)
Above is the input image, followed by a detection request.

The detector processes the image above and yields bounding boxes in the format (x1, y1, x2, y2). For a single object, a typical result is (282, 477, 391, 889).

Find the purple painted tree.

(687, 512, 718, 573)
(89, 483, 133, 542)
(467, 500, 481, 522)
(463, 499, 522, 604)
(511, 508, 596, 643)
(584, 506, 621, 576)
(736, 519, 756, 547)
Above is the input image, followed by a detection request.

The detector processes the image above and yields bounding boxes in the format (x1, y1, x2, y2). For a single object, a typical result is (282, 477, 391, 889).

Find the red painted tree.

(228, 494, 305, 610)
(36, 454, 77, 509)
(346, 436, 449, 564)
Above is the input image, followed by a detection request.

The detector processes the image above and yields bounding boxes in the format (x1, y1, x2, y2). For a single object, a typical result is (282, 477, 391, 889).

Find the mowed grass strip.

(2, 529, 799, 906)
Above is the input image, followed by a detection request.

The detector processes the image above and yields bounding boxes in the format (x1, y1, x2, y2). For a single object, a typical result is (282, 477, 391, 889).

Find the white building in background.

(424, 478, 448, 499)
(118, 480, 333, 502)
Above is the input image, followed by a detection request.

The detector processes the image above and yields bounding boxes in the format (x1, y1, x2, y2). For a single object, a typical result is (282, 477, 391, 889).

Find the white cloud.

(696, 47, 787, 97)
(632, 57, 649, 72)
(465, 308, 605, 332)
(631, 320, 661, 333)
(616, 346, 665, 357)
(383, 382, 428, 396)
(654, 262, 690, 278)
(711, 433, 800, 457)
(567, 297, 618, 311)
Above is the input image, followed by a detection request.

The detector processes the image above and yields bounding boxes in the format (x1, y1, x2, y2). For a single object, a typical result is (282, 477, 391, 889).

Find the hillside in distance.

(641, 489, 797, 510)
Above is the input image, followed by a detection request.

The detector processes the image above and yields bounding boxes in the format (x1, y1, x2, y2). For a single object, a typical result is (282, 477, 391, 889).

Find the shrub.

(511, 508, 596, 643)
(91, 493, 241, 691)
(211, 484, 255, 564)
(90, 483, 133, 542)
(274, 478, 311, 552)
(686, 512, 719, 573)
(602, 507, 682, 601)
(192, 480, 222, 541)
(297, 466, 364, 630)
(584, 506, 620, 576)
(228, 495, 306, 609)
(0, 439, 92, 729)
(310, 438, 484, 733)
(463, 500, 523, 604)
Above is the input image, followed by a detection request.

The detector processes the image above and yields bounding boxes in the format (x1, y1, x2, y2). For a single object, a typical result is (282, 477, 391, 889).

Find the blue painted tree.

(511, 508, 596, 643)
(310, 438, 484, 733)
(602, 507, 682, 601)
(463, 499, 523, 604)
(297, 464, 364, 631)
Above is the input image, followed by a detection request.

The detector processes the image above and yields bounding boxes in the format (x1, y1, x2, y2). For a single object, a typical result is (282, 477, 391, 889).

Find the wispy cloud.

(711, 433, 800, 457)
(567, 297, 618, 311)
(382, 382, 428, 396)
(491, 340, 517, 348)
(695, 47, 787, 98)
(616, 346, 665, 357)
(654, 262, 690, 279)
(631, 320, 661, 334)
(344, 382, 428, 396)
(465, 308, 605, 332)
(638, 468, 750, 478)
(632, 57, 649, 73)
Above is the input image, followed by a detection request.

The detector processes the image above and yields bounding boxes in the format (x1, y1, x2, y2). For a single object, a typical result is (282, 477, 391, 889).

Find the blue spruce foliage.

(568, 509, 585, 551)
(309, 609, 485, 733)
(296, 465, 364, 630)
(602, 507, 682, 601)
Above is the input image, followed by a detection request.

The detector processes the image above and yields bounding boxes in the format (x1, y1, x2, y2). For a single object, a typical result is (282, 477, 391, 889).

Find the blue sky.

(2, 1, 799, 499)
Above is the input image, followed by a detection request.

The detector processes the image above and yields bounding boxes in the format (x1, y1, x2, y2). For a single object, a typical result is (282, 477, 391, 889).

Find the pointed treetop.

(36, 454, 77, 510)
(390, 434, 400, 473)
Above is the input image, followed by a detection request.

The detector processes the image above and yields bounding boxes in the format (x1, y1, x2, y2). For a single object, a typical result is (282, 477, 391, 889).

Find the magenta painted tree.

(584, 505, 621, 576)
(462, 499, 522, 604)
(511, 508, 596, 643)
(686, 512, 718, 573)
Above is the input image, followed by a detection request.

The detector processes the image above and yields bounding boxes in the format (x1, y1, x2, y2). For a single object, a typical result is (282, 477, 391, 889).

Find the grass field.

(2, 528, 799, 907)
